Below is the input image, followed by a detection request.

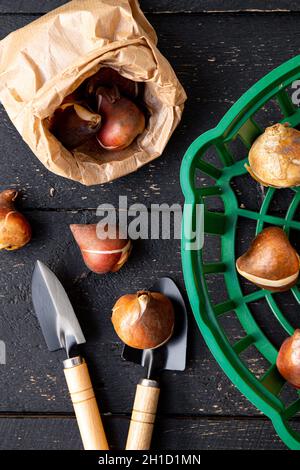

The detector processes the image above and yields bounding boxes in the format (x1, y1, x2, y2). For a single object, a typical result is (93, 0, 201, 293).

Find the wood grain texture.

(64, 359, 109, 450)
(0, 415, 297, 450)
(1, 1, 300, 14)
(126, 379, 160, 450)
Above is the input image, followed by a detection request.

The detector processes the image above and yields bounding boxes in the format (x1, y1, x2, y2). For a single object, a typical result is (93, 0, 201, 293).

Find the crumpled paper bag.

(0, 0, 186, 185)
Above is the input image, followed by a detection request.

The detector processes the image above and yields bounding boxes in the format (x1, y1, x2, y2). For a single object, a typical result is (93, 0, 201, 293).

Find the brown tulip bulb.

(236, 227, 299, 291)
(70, 223, 131, 274)
(112, 291, 175, 350)
(277, 330, 300, 388)
(0, 190, 31, 250)
(246, 123, 300, 188)
(96, 86, 145, 151)
(50, 101, 101, 150)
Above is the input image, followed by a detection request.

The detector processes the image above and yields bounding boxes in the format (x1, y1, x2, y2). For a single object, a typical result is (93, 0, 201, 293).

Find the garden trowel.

(32, 260, 109, 450)
(122, 277, 188, 450)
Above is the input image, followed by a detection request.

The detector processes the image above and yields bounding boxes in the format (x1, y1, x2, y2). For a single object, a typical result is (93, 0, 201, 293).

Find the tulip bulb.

(85, 67, 142, 101)
(246, 123, 300, 188)
(70, 223, 131, 274)
(96, 86, 145, 151)
(277, 330, 300, 388)
(0, 190, 31, 250)
(112, 291, 175, 349)
(236, 227, 300, 292)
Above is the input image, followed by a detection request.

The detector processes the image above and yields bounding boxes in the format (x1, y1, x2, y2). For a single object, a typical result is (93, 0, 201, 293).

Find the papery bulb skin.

(112, 291, 175, 350)
(50, 101, 102, 150)
(236, 227, 300, 292)
(70, 223, 131, 274)
(0, 190, 31, 251)
(96, 86, 145, 151)
(85, 67, 142, 101)
(277, 330, 300, 388)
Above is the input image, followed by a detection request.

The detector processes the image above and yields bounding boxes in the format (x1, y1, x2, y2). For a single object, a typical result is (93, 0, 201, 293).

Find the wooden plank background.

(0, 416, 295, 450)
(1, 1, 300, 14)
(0, 0, 299, 450)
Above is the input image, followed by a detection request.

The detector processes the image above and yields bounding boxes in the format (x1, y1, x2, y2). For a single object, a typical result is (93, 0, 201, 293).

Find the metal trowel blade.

(32, 261, 85, 356)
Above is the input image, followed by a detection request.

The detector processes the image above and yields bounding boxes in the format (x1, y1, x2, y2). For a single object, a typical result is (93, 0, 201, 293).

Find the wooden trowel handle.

(126, 378, 160, 450)
(64, 356, 109, 450)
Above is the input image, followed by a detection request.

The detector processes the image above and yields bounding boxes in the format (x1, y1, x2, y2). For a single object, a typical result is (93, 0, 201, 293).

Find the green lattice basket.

(180, 55, 300, 449)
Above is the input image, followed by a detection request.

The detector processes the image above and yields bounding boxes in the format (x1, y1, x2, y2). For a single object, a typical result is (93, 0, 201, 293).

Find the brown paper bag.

(0, 0, 186, 185)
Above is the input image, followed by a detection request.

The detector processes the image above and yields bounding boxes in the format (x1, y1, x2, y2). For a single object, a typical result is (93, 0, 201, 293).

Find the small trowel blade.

(32, 261, 85, 355)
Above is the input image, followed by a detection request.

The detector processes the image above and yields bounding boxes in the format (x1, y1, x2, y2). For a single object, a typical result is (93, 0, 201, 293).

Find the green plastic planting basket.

(180, 55, 300, 449)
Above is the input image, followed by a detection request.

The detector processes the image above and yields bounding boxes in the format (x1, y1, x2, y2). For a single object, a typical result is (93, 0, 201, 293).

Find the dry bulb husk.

(236, 226, 300, 292)
(112, 291, 175, 350)
(85, 67, 142, 102)
(246, 123, 300, 188)
(50, 101, 101, 150)
(277, 329, 300, 388)
(0, 190, 31, 250)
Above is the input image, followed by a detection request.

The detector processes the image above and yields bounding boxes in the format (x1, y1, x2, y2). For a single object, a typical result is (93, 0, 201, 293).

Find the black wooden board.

(1, 1, 300, 14)
(0, 2, 300, 451)
(0, 415, 296, 450)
